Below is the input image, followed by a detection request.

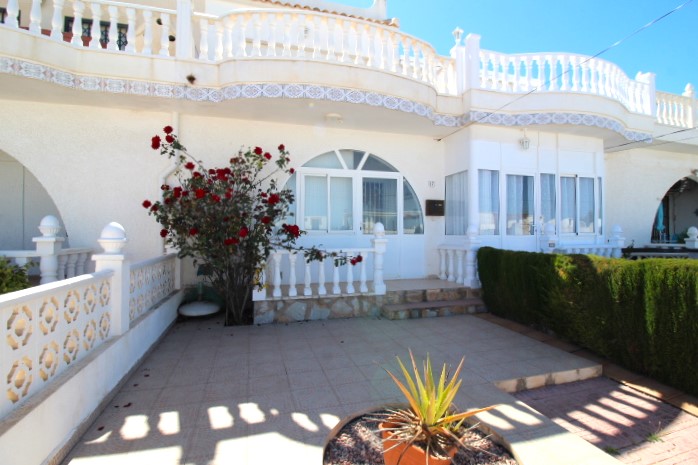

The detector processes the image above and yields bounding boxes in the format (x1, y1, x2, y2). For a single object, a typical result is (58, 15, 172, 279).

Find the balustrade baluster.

(385, 30, 396, 72)
(580, 59, 589, 92)
(288, 253, 297, 297)
(106, 6, 119, 51)
(589, 60, 598, 94)
(447, 249, 455, 282)
(318, 17, 329, 62)
(455, 249, 464, 284)
(439, 249, 447, 280)
(536, 56, 545, 91)
(6, 0, 19, 28)
(266, 13, 277, 57)
(400, 39, 409, 75)
(511, 57, 520, 92)
(332, 260, 341, 294)
(213, 21, 225, 61)
(318, 258, 326, 295)
(604, 62, 613, 97)
(125, 8, 135, 53)
(198, 18, 209, 60)
(71, 0, 84, 46)
(297, 15, 309, 58)
(234, 14, 246, 57)
(272, 252, 282, 297)
(57, 254, 68, 280)
(303, 261, 312, 296)
(570, 56, 579, 91)
(89, 2, 101, 48)
(51, 0, 65, 40)
(346, 260, 354, 293)
(325, 18, 336, 61)
(524, 56, 533, 91)
(547, 55, 557, 91)
(359, 258, 367, 292)
(559, 55, 569, 91)
(288, 15, 298, 58)
(223, 16, 235, 58)
(412, 43, 420, 79)
(346, 21, 357, 64)
(76, 252, 88, 274)
(251, 13, 262, 56)
(29, 0, 41, 33)
(312, 16, 322, 60)
(158, 13, 170, 56)
(373, 27, 384, 69)
(141, 10, 153, 54)
(336, 20, 347, 63)
(360, 23, 370, 66)
(66, 253, 78, 278)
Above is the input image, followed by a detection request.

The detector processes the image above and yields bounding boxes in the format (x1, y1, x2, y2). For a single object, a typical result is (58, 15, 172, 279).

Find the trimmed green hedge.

(0, 257, 31, 294)
(477, 247, 698, 397)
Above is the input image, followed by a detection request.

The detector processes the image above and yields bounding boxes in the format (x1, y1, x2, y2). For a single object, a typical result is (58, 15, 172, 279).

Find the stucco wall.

(605, 148, 698, 246)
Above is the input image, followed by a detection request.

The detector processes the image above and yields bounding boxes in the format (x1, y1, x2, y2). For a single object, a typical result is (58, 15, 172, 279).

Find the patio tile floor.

(61, 314, 631, 465)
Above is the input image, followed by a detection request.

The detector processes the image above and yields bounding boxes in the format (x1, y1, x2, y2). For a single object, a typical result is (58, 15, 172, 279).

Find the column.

(92, 222, 129, 335)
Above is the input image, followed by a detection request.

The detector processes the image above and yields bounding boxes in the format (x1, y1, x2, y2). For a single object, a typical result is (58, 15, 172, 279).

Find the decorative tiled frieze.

(0, 56, 653, 142)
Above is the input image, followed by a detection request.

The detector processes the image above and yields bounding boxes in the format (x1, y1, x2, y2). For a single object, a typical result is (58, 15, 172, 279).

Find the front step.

(381, 298, 486, 320)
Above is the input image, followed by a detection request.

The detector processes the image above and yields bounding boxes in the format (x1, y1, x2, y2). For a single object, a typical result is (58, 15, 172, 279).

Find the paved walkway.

(60, 314, 620, 465)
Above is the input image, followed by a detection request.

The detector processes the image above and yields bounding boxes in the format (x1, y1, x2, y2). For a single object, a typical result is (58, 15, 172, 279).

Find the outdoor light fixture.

(519, 129, 530, 151)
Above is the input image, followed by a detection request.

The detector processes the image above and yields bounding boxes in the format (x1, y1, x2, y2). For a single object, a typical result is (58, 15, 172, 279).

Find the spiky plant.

(375, 350, 497, 463)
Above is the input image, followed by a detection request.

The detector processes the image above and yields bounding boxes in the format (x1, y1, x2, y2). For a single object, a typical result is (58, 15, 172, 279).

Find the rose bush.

(143, 126, 360, 325)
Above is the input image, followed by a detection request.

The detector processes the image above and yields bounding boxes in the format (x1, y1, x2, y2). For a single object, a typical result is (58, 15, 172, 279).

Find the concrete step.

(381, 298, 486, 320)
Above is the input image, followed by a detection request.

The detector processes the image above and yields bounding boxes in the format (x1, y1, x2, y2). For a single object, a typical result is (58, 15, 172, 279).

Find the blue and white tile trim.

(0, 56, 652, 143)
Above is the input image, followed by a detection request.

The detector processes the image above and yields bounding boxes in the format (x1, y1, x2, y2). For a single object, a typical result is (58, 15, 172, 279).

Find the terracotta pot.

(380, 422, 456, 465)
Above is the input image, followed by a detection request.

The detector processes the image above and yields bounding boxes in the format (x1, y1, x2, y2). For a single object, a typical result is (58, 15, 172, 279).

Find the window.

(479, 170, 499, 235)
(540, 174, 556, 232)
(560, 176, 596, 234)
(506, 175, 534, 235)
(288, 150, 423, 235)
(445, 171, 467, 235)
(597, 177, 603, 235)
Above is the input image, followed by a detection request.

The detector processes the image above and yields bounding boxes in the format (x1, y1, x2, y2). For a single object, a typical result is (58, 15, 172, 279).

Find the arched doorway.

(0, 151, 63, 250)
(651, 177, 698, 243)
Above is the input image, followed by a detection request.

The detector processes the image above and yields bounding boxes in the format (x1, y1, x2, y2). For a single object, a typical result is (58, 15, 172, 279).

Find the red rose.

(224, 237, 238, 246)
(165, 135, 174, 143)
(161, 184, 170, 191)
(254, 147, 263, 155)
(350, 258, 357, 266)
(356, 255, 363, 263)
(150, 205, 159, 212)
(189, 227, 198, 236)
(239, 226, 249, 238)
(289, 168, 295, 174)
(260, 192, 268, 198)
(261, 216, 271, 224)
(195, 189, 206, 199)
(264, 152, 272, 160)
(278, 144, 285, 151)
(184, 162, 195, 170)
(142, 200, 152, 209)
(192, 172, 202, 178)
(160, 229, 168, 238)
(211, 194, 221, 203)
(163, 125, 173, 134)
(268, 193, 280, 205)
(151, 135, 161, 150)
(164, 197, 172, 205)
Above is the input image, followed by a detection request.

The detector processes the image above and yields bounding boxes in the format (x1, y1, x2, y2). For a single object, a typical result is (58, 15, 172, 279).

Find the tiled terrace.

(59, 312, 624, 465)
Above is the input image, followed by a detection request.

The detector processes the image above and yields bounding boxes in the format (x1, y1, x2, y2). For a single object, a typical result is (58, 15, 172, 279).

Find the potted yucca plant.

(374, 350, 497, 465)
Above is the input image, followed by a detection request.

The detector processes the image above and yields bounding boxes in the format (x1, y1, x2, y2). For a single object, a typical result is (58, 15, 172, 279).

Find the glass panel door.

(303, 175, 327, 231)
(363, 177, 397, 234)
(506, 175, 534, 235)
(329, 177, 353, 231)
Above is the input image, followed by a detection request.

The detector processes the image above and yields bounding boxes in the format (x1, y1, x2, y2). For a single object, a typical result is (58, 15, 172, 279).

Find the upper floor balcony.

(0, 0, 696, 143)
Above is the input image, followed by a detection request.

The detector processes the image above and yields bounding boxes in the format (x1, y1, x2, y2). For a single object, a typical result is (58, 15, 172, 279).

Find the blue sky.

(343, 0, 697, 94)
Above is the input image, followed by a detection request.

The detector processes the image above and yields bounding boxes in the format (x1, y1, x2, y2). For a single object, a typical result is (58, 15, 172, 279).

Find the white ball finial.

(373, 222, 385, 237)
(98, 222, 127, 254)
(38, 215, 62, 237)
(687, 226, 698, 239)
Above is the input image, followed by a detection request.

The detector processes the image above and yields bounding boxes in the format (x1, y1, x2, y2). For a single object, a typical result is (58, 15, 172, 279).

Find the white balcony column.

(76, 252, 89, 274)
(447, 249, 455, 282)
(287, 252, 298, 297)
(332, 258, 341, 294)
(464, 225, 481, 288)
(32, 215, 65, 284)
(359, 258, 368, 293)
(70, 0, 85, 46)
(93, 222, 129, 335)
(6, 0, 19, 28)
(455, 249, 465, 284)
(125, 8, 136, 53)
(463, 33, 480, 92)
(57, 254, 68, 280)
(29, 0, 41, 33)
(318, 257, 327, 295)
(609, 225, 625, 258)
(50, 0, 65, 40)
(107, 6, 119, 51)
(89, 3, 102, 49)
(438, 248, 447, 280)
(66, 252, 78, 278)
(303, 261, 312, 296)
(272, 251, 282, 297)
(175, 0, 193, 59)
(683, 83, 696, 128)
(371, 223, 387, 294)
(198, 18, 209, 60)
(346, 259, 355, 293)
(158, 13, 171, 56)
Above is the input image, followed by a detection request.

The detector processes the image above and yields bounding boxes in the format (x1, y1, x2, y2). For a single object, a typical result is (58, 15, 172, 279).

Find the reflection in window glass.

(304, 152, 342, 169)
(361, 155, 397, 172)
(304, 176, 327, 231)
(540, 174, 556, 232)
(403, 180, 424, 234)
(445, 171, 467, 235)
(363, 178, 397, 234)
(506, 175, 534, 235)
(560, 177, 576, 234)
(579, 177, 595, 233)
(478, 170, 499, 235)
(330, 177, 353, 231)
(339, 150, 364, 170)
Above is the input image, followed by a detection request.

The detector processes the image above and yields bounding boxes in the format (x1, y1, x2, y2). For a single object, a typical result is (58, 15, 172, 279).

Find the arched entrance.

(0, 151, 63, 249)
(651, 177, 698, 243)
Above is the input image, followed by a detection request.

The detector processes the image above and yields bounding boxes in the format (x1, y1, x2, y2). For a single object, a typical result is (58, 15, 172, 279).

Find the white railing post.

(50, 0, 65, 40)
(464, 225, 481, 288)
(683, 83, 696, 128)
(464, 33, 481, 91)
(371, 222, 387, 294)
(438, 248, 447, 280)
(176, 0, 193, 59)
(450, 27, 466, 94)
(6, 0, 19, 28)
(29, 0, 41, 33)
(303, 261, 312, 296)
(288, 252, 298, 297)
(609, 225, 625, 258)
(272, 251, 282, 297)
(447, 249, 455, 282)
(318, 257, 327, 295)
(636, 71, 656, 117)
(32, 215, 65, 284)
(92, 222, 129, 335)
(346, 258, 355, 293)
(70, 0, 84, 46)
(455, 249, 464, 284)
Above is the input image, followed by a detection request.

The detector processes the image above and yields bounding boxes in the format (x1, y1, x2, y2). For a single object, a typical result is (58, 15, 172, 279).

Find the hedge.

(0, 257, 31, 294)
(477, 247, 698, 397)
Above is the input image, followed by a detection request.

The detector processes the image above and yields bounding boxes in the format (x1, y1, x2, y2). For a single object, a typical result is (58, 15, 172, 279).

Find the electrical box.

(425, 200, 444, 216)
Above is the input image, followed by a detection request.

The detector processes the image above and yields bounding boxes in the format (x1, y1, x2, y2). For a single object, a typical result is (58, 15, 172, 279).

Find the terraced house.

(0, 0, 696, 464)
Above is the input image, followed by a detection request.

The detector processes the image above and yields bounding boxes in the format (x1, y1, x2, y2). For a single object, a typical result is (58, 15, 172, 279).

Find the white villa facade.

(0, 0, 697, 463)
